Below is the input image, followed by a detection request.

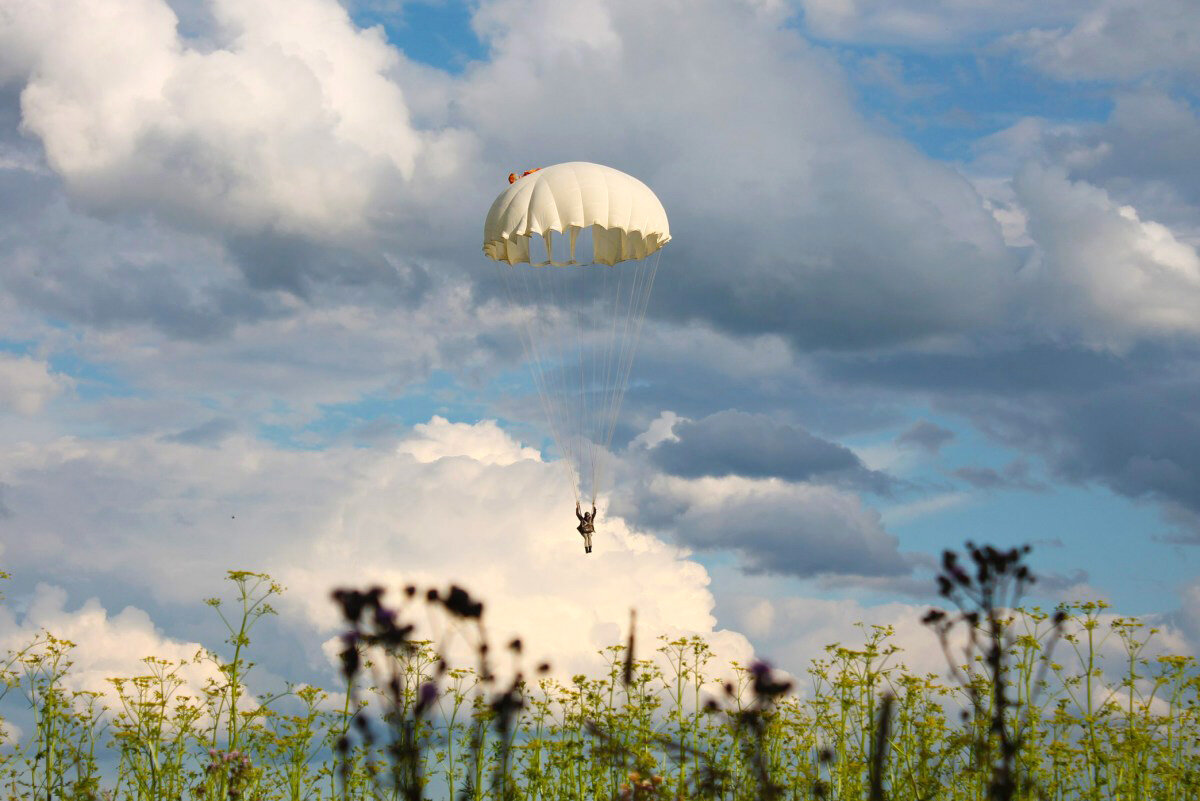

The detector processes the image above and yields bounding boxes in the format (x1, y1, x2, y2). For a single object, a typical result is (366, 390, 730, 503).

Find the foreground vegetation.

(1, 545, 1197, 801)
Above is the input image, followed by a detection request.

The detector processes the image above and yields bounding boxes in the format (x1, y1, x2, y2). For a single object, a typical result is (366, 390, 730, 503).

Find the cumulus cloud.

(399, 415, 541, 465)
(951, 459, 1046, 492)
(163, 416, 239, 446)
(0, 170, 285, 340)
(1070, 91, 1200, 221)
(720, 590, 947, 677)
(828, 341, 1200, 522)
(895, 420, 955, 454)
(1014, 164, 1200, 344)
(0, 583, 224, 708)
(727, 583, 1199, 701)
(9, 0, 1021, 352)
(0, 419, 754, 680)
(0, 0, 430, 240)
(0, 353, 70, 415)
(795, 0, 1088, 44)
(3, 0, 1198, 702)
(624, 472, 908, 579)
(968, 92, 1200, 236)
(1006, 0, 1200, 82)
(455, 0, 1019, 350)
(648, 410, 892, 492)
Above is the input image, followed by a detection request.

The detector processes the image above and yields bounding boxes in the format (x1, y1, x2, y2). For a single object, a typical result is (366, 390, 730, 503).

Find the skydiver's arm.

(576, 503, 584, 522)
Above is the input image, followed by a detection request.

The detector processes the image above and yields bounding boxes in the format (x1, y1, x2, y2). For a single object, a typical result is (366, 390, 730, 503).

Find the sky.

(2, 0, 1200, 703)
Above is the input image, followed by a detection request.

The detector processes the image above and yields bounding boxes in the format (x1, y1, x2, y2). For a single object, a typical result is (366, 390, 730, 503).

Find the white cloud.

(795, 0, 1088, 44)
(632, 411, 682, 449)
(0, 277, 504, 440)
(0, 419, 755, 681)
(399, 415, 541, 465)
(8, 0, 1021, 351)
(0, 584, 224, 711)
(0, 354, 70, 416)
(1014, 164, 1200, 345)
(721, 590, 945, 679)
(626, 471, 906, 578)
(2, 0, 1197, 714)
(722, 582, 1200, 704)
(458, 0, 1015, 348)
(0, 0, 431, 238)
(1006, 0, 1200, 82)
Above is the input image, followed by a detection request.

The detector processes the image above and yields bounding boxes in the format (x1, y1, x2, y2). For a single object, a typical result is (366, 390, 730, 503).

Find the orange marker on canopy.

(507, 167, 543, 184)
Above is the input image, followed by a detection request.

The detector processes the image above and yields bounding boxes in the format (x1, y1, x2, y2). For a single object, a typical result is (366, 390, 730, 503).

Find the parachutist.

(576, 501, 596, 554)
(484, 163, 669, 528)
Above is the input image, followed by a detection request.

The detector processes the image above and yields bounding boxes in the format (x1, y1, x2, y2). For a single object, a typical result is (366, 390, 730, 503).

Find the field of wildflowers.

(1, 545, 1197, 801)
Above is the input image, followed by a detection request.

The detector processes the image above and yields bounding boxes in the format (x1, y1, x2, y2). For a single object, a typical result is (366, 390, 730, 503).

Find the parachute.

(483, 162, 671, 505)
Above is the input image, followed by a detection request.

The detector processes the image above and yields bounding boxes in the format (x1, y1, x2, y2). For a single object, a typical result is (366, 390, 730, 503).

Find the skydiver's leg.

(584, 532, 592, 553)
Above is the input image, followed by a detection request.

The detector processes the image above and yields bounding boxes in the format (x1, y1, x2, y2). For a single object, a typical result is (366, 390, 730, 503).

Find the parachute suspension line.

(574, 255, 589, 504)
(497, 258, 580, 502)
(592, 262, 616, 505)
(585, 266, 597, 504)
(618, 249, 662, 443)
(595, 262, 626, 501)
(523, 261, 582, 501)
(587, 259, 613, 505)
(540, 253, 583, 502)
(492, 236, 660, 510)
(597, 263, 619, 494)
(597, 248, 661, 495)
(586, 248, 660, 503)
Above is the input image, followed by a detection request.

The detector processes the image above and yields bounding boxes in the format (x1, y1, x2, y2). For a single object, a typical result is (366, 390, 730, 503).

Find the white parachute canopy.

(483, 162, 671, 504)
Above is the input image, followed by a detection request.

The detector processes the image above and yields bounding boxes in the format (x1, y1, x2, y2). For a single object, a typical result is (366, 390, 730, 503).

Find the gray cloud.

(1005, 0, 1200, 83)
(951, 459, 1046, 492)
(669, 486, 908, 579)
(17, 0, 1024, 352)
(0, 0, 1197, 635)
(0, 423, 762, 684)
(649, 410, 892, 493)
(224, 232, 433, 305)
(815, 560, 1086, 600)
(163, 417, 239, 446)
(613, 440, 907, 580)
(1044, 90, 1200, 235)
(969, 91, 1200, 236)
(814, 571, 940, 599)
(895, 420, 955, 454)
(1085, 92, 1200, 206)
(821, 343, 1134, 395)
(826, 342, 1200, 524)
(0, 164, 280, 341)
(793, 0, 1089, 44)
(1041, 384, 1200, 513)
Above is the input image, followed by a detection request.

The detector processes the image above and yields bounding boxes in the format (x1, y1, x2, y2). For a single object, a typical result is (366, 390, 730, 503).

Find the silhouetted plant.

(923, 543, 1066, 801)
(1, 545, 1197, 800)
(330, 582, 534, 801)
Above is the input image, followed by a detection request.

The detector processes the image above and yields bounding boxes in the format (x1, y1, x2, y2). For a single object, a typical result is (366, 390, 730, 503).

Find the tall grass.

(0, 548, 1197, 800)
